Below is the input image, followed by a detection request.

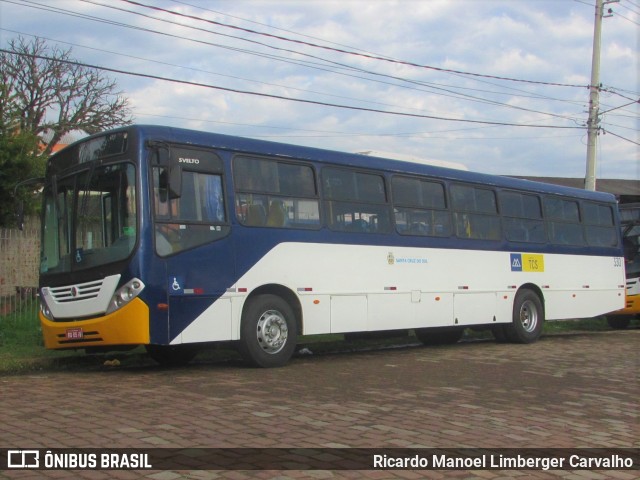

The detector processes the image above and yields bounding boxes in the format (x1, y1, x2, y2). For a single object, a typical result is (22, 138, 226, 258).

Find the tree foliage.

(0, 108, 42, 226)
(1, 36, 133, 157)
(0, 36, 133, 226)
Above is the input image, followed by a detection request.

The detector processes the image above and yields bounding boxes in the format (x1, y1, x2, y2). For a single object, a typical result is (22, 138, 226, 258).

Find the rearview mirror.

(168, 165, 182, 199)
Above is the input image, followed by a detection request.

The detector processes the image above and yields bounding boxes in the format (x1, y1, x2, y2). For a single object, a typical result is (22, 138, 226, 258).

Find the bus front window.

(40, 163, 137, 274)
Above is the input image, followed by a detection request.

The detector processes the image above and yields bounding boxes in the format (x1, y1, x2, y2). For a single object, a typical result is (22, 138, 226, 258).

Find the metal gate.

(0, 219, 40, 327)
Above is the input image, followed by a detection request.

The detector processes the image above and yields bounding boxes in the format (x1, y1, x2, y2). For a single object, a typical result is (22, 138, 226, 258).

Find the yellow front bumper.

(40, 297, 150, 349)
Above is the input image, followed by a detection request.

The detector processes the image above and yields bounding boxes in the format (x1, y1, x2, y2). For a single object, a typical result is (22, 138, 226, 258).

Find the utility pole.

(584, 0, 618, 191)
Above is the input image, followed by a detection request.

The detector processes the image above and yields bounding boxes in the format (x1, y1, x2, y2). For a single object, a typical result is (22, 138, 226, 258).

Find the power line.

(0, 28, 462, 117)
(7, 0, 589, 123)
(603, 129, 640, 145)
(0, 48, 585, 130)
(136, 111, 586, 139)
(118, 0, 590, 89)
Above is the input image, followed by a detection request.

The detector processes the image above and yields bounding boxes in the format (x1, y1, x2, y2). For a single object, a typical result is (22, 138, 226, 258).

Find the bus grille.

(48, 279, 104, 303)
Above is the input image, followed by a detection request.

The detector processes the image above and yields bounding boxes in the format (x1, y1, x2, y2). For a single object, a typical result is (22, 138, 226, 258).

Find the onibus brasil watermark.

(2, 448, 638, 471)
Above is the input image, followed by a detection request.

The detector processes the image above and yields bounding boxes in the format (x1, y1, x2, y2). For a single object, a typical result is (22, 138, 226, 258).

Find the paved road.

(1, 330, 638, 479)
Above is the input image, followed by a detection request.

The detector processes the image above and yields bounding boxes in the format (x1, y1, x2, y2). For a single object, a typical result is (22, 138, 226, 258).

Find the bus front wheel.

(239, 294, 298, 368)
(505, 289, 544, 343)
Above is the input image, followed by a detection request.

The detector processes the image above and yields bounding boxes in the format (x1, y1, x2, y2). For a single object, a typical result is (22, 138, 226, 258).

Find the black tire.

(415, 327, 464, 346)
(239, 294, 297, 368)
(504, 289, 544, 343)
(146, 344, 199, 367)
(606, 315, 632, 330)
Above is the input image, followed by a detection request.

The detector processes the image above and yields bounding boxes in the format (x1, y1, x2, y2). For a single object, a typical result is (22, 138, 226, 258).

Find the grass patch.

(0, 308, 620, 375)
(0, 305, 83, 373)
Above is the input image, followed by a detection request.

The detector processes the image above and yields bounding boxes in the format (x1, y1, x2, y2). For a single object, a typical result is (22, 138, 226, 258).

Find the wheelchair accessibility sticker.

(169, 275, 184, 294)
(510, 253, 544, 272)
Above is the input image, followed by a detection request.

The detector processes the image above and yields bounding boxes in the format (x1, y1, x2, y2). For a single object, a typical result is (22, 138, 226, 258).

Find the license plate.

(66, 327, 84, 340)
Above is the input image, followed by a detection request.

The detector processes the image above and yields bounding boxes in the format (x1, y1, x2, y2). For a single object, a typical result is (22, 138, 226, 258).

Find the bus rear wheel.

(239, 294, 297, 368)
(504, 289, 544, 343)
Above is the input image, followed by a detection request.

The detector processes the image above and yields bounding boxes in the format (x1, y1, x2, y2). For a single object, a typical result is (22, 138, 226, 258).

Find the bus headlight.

(40, 298, 53, 320)
(106, 278, 145, 315)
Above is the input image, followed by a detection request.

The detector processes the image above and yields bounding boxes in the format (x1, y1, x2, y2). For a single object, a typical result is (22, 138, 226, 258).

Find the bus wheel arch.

(247, 284, 303, 334)
(239, 285, 301, 368)
(504, 285, 545, 343)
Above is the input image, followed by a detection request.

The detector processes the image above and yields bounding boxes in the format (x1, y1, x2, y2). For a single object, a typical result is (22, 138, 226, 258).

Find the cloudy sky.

(1, 0, 638, 180)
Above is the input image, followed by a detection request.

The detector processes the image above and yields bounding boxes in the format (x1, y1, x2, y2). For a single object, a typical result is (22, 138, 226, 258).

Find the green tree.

(0, 113, 42, 226)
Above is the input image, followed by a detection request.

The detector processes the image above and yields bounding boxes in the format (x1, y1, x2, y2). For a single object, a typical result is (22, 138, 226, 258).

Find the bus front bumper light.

(106, 278, 145, 315)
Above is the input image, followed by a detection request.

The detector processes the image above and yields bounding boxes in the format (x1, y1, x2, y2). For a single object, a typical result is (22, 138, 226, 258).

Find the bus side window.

(545, 197, 585, 246)
(450, 184, 501, 240)
(234, 156, 320, 229)
(392, 176, 450, 237)
(323, 168, 391, 234)
(499, 191, 546, 243)
(583, 202, 617, 247)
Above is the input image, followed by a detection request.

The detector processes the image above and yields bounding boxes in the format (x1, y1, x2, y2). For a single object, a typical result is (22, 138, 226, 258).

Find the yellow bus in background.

(607, 203, 640, 329)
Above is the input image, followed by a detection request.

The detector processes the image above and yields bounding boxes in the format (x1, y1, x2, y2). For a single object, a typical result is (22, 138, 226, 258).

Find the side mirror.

(153, 146, 181, 198)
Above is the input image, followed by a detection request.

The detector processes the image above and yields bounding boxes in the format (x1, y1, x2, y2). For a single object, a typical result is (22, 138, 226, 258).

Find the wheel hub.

(520, 300, 539, 333)
(256, 310, 288, 354)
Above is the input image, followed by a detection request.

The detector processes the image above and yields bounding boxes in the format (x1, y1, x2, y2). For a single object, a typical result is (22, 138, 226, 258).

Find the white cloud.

(1, 0, 637, 179)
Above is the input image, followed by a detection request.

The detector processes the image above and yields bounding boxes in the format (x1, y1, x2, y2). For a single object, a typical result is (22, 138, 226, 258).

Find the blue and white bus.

(35, 125, 626, 367)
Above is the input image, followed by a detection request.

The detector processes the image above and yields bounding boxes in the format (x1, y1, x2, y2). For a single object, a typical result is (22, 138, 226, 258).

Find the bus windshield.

(40, 162, 137, 274)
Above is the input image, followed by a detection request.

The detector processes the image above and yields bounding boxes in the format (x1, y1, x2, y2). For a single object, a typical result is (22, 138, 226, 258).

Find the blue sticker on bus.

(510, 253, 523, 272)
(169, 276, 184, 295)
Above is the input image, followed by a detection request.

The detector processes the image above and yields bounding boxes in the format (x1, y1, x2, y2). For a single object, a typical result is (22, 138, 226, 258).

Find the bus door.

(151, 145, 235, 344)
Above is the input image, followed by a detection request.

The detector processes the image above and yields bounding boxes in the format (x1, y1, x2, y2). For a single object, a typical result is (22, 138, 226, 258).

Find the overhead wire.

(80, 0, 587, 118)
(118, 0, 590, 88)
(170, 0, 595, 109)
(0, 48, 586, 130)
(9, 0, 591, 124)
(1, 0, 635, 146)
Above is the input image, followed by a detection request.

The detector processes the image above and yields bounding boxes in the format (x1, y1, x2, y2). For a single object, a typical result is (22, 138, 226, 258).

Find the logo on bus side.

(510, 253, 544, 272)
(178, 157, 200, 164)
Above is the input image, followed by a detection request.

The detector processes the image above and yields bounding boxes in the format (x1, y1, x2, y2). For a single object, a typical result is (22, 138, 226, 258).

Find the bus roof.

(61, 124, 617, 204)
